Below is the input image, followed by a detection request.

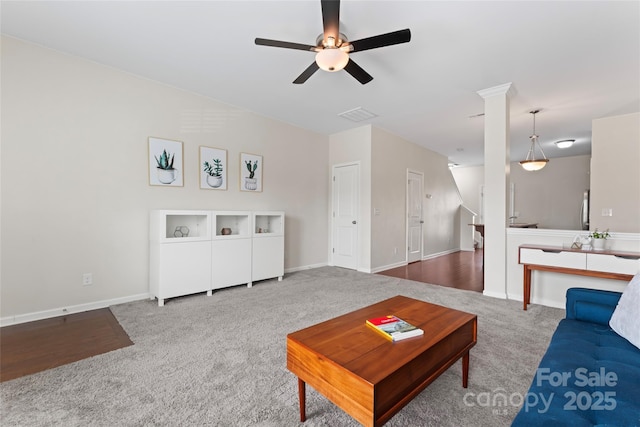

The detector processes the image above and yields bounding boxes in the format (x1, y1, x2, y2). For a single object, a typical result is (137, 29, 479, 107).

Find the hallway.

(377, 249, 483, 293)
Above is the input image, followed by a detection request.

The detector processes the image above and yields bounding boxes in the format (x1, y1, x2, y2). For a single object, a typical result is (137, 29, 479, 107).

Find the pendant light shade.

(520, 110, 549, 172)
(315, 48, 349, 72)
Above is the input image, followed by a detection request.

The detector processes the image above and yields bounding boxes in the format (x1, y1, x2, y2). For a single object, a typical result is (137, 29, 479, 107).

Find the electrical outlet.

(82, 273, 93, 286)
(393, 247, 398, 255)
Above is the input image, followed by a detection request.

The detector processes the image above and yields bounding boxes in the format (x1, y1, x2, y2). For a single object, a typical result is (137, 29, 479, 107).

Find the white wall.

(591, 112, 640, 233)
(371, 127, 461, 270)
(504, 112, 640, 309)
(451, 166, 484, 219)
(328, 126, 462, 273)
(451, 165, 484, 245)
(328, 126, 372, 272)
(453, 155, 591, 230)
(1, 37, 329, 323)
(510, 155, 590, 229)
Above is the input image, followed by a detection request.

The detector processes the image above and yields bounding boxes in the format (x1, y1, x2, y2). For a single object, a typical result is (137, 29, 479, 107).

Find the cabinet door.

(157, 241, 212, 299)
(252, 236, 284, 282)
(211, 238, 252, 289)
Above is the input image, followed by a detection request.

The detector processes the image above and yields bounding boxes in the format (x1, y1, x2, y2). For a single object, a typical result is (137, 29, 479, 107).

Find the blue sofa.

(512, 288, 640, 426)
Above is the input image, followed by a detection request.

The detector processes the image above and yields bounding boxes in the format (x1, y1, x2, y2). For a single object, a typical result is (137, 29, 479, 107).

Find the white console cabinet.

(150, 210, 212, 306)
(252, 212, 285, 282)
(150, 210, 285, 306)
(212, 211, 252, 289)
(518, 244, 639, 310)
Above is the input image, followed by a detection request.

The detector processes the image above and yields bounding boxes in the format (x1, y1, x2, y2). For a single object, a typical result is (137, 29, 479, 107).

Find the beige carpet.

(0, 267, 564, 426)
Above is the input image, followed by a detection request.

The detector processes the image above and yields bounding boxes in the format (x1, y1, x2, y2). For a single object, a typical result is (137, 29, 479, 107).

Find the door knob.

(352, 220, 357, 224)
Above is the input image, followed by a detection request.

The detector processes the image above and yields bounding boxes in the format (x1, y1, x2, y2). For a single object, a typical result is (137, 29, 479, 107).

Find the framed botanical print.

(148, 137, 184, 187)
(200, 146, 227, 190)
(240, 152, 262, 192)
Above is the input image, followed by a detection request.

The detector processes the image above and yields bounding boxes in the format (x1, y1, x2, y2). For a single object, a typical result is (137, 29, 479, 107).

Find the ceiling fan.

(254, 0, 411, 85)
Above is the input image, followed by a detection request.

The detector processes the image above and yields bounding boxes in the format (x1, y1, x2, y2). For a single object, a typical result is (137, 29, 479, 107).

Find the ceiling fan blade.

(293, 62, 320, 84)
(349, 29, 411, 53)
(344, 59, 373, 85)
(321, 0, 340, 42)
(255, 38, 316, 52)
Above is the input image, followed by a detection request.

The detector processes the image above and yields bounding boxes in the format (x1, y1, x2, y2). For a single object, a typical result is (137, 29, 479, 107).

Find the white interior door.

(407, 171, 424, 263)
(332, 163, 359, 270)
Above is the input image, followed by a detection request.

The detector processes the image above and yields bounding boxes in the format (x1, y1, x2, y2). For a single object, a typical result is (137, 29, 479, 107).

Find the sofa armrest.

(565, 287, 621, 325)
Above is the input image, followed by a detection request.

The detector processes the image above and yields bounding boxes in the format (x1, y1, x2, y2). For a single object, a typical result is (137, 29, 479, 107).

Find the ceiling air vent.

(338, 107, 378, 122)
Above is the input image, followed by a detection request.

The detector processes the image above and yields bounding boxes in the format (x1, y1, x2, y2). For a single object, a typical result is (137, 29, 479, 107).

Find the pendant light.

(520, 110, 549, 172)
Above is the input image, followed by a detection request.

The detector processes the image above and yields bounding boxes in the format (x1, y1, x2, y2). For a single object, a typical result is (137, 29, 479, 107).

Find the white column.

(477, 83, 513, 299)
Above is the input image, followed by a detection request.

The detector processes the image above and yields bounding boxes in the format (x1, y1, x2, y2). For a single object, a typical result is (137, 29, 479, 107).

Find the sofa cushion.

(610, 272, 640, 350)
(574, 300, 616, 326)
(512, 318, 640, 426)
(566, 288, 621, 324)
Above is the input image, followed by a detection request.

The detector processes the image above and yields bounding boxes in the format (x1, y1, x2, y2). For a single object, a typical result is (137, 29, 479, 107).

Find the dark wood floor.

(0, 308, 133, 382)
(378, 249, 484, 293)
(1, 250, 480, 382)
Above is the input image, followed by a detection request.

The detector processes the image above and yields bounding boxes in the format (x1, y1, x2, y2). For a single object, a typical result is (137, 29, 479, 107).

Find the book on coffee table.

(365, 315, 424, 341)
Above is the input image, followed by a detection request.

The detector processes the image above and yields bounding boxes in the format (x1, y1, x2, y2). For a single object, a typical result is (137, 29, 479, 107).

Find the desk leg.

(462, 351, 470, 388)
(523, 266, 531, 311)
(298, 378, 306, 422)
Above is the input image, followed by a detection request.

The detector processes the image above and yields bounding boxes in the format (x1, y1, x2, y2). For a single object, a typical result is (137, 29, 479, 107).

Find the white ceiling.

(2, 1, 639, 166)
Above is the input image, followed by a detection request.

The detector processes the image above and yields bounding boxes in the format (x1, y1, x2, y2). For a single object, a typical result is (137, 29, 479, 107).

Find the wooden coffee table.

(287, 295, 477, 427)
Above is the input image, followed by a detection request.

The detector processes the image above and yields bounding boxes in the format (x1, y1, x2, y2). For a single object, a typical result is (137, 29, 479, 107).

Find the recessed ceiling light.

(555, 139, 575, 149)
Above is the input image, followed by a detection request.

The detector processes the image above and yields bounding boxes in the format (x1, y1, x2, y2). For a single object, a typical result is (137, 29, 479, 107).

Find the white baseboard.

(370, 260, 407, 274)
(1, 262, 330, 326)
(482, 289, 507, 300)
(505, 292, 565, 310)
(531, 297, 564, 309)
(506, 292, 524, 303)
(0, 293, 150, 327)
(369, 249, 466, 274)
(422, 248, 459, 260)
(285, 262, 328, 274)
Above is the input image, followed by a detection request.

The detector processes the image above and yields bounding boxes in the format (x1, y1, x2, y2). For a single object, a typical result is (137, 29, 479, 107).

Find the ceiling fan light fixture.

(255, 2, 410, 84)
(519, 110, 549, 172)
(315, 48, 349, 72)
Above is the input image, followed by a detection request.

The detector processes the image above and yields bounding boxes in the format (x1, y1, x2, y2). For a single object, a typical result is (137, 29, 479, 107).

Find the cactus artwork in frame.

(240, 152, 262, 192)
(148, 137, 184, 186)
(200, 146, 227, 190)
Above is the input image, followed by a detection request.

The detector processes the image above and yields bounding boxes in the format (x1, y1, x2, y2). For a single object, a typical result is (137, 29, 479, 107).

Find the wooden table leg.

(523, 266, 531, 311)
(298, 377, 306, 422)
(462, 351, 469, 388)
